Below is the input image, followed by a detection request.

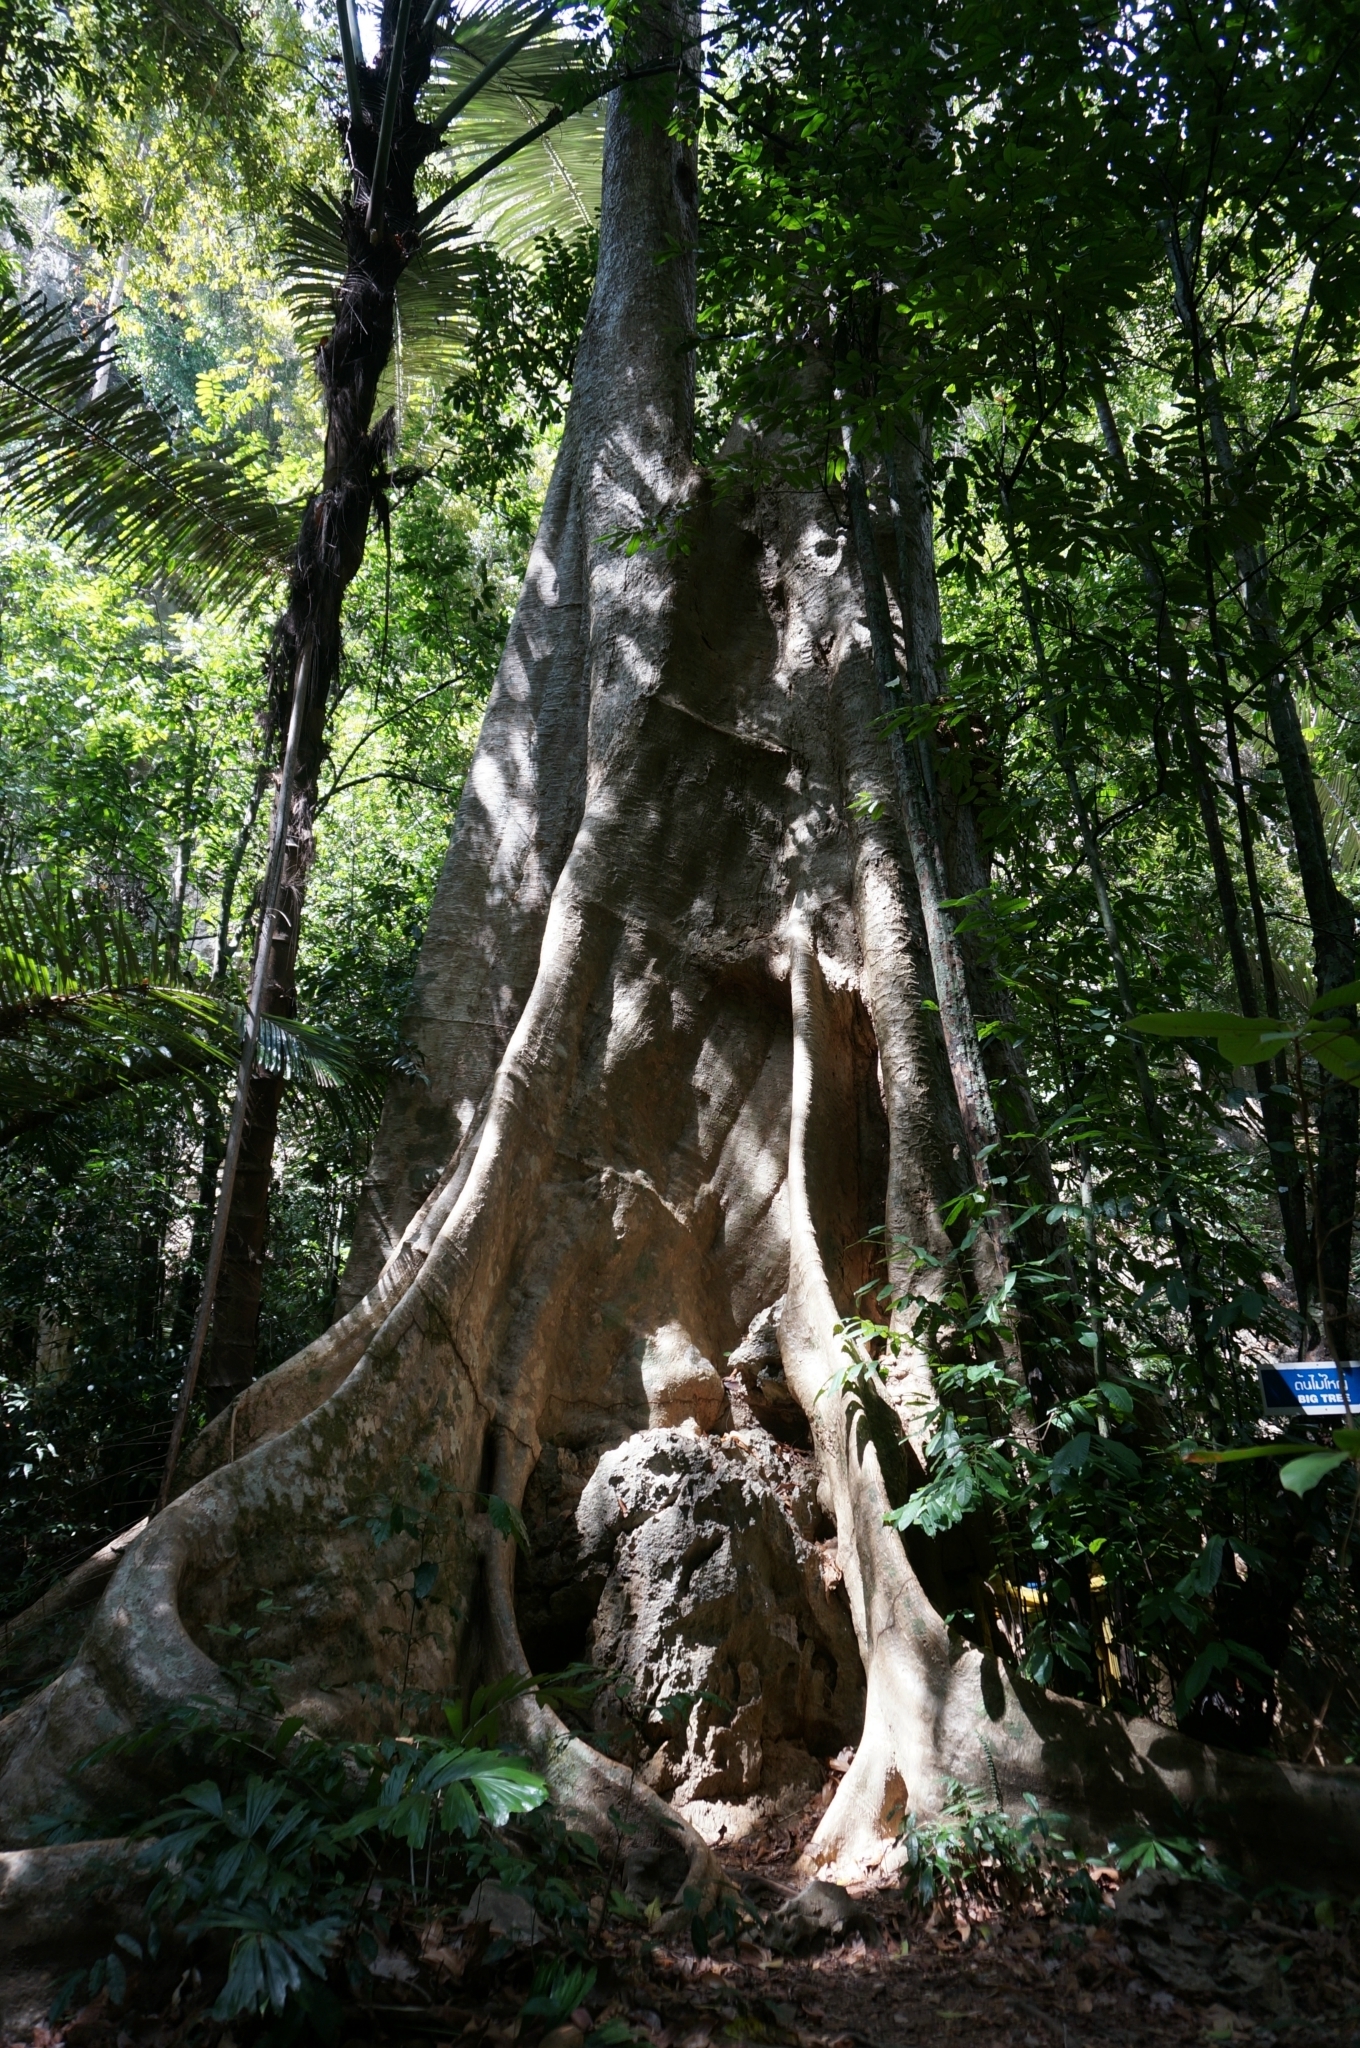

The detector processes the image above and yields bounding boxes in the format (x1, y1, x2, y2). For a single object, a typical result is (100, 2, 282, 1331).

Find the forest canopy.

(2, 0, 1360, 2029)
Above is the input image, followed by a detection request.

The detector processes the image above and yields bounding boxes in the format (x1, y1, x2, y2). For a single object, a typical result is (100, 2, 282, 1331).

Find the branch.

(320, 674, 462, 799)
(315, 768, 455, 812)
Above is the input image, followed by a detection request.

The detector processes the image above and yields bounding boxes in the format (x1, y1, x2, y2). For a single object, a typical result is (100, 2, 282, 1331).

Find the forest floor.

(8, 1780, 1359, 2048)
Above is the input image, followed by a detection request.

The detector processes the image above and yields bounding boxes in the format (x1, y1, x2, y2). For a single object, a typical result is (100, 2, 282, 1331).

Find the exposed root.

(0, 1838, 152, 1963)
(172, 1093, 495, 1495)
(782, 916, 1360, 1890)
(0, 1518, 147, 1690)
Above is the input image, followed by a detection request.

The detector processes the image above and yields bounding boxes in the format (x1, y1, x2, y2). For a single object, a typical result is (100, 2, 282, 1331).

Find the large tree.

(3, 1, 1360, 1947)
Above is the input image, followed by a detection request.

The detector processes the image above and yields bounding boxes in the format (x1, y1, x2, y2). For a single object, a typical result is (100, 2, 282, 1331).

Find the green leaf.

(1308, 980, 1360, 1014)
(1310, 1033, 1360, 1081)
(485, 1494, 531, 1552)
(1097, 1439, 1142, 1480)
(1217, 1029, 1296, 1066)
(1280, 1450, 1350, 1495)
(1049, 1433, 1091, 1477)
(272, 1716, 306, 1757)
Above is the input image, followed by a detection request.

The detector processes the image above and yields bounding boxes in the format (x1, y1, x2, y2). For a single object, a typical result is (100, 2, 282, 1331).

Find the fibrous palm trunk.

(3, 51, 1360, 1937)
(202, 12, 431, 1411)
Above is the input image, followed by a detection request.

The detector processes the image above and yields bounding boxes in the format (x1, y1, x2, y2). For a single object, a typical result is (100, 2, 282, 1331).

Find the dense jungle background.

(3, 0, 1360, 1896)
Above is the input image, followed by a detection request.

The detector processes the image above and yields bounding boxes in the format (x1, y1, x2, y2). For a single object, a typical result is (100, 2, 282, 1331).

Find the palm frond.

(0, 878, 400, 1147)
(423, 1, 606, 255)
(275, 187, 353, 346)
(448, 103, 603, 258)
(278, 3, 602, 371)
(277, 192, 480, 379)
(428, 0, 609, 120)
(252, 1011, 391, 1121)
(0, 876, 234, 1143)
(0, 297, 293, 611)
(394, 217, 483, 371)
(0, 873, 174, 1013)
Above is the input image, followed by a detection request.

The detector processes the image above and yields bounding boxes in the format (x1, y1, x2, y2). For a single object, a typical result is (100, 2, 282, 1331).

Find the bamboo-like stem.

(997, 485, 1217, 1392)
(367, 0, 417, 236)
(1090, 372, 1312, 1325)
(336, 0, 365, 135)
(1164, 219, 1358, 1357)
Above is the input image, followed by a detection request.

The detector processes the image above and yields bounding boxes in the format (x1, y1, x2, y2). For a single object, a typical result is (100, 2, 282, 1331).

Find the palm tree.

(206, 0, 620, 1416)
(0, 0, 658, 1461)
(0, 872, 388, 1148)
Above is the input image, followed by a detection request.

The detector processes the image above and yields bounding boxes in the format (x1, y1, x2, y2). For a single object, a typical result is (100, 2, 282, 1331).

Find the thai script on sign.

(1259, 1362, 1360, 1417)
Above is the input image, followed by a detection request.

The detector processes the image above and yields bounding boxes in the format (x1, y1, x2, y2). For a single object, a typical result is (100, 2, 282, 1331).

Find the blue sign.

(1258, 1361, 1360, 1418)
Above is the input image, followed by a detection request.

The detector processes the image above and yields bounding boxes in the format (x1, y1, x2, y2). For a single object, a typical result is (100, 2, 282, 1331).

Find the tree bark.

(203, 8, 435, 1409)
(3, 41, 1360, 1936)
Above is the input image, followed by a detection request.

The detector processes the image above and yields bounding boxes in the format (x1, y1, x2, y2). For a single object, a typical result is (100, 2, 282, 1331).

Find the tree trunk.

(885, 421, 1080, 1383)
(4, 56, 1360, 1933)
(202, 695, 324, 1412)
(202, 10, 432, 1409)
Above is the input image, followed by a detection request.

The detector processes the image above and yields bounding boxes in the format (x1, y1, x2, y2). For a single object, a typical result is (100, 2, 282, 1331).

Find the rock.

(1133, 1941, 1218, 1997)
(460, 1881, 543, 1944)
(640, 1322, 729, 1431)
(767, 1879, 880, 1952)
(728, 1300, 809, 1448)
(578, 1427, 863, 1805)
(680, 1740, 825, 1848)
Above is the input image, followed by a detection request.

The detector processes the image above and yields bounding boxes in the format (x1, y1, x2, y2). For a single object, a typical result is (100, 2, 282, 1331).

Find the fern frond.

(0, 298, 293, 611)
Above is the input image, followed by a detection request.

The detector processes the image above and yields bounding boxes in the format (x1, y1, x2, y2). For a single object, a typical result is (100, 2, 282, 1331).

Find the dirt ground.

(10, 1793, 1358, 2048)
